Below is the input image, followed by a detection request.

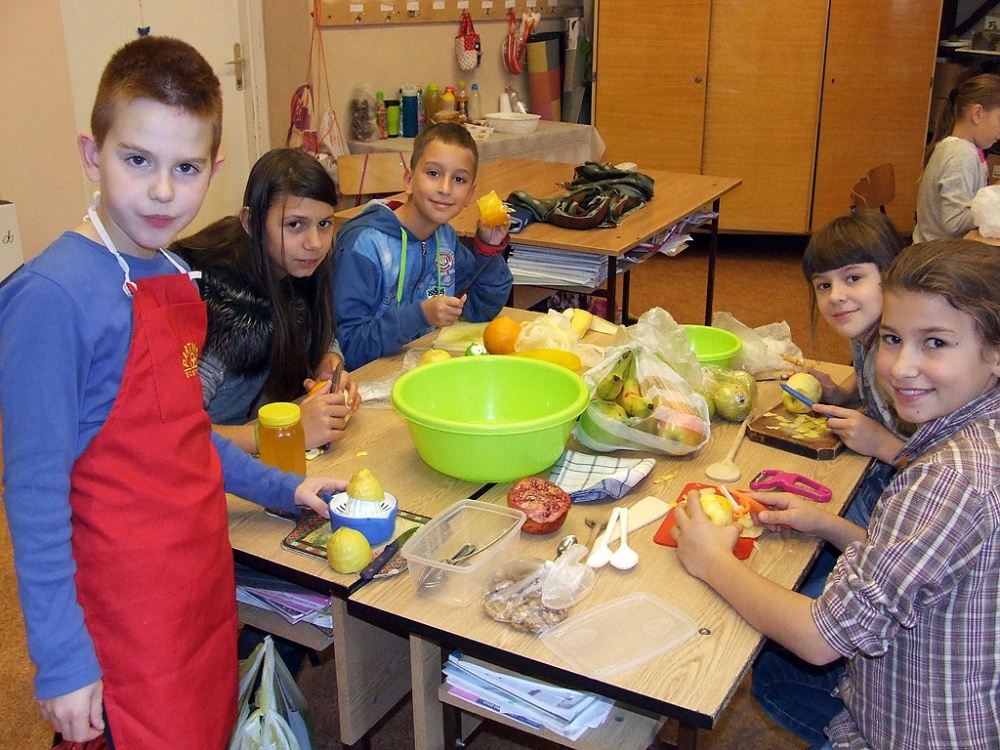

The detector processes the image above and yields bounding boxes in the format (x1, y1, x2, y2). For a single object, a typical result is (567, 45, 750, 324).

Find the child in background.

(0, 37, 346, 748)
(173, 148, 360, 453)
(800, 211, 911, 527)
(333, 122, 513, 370)
(913, 73, 1000, 242)
(673, 238, 1000, 750)
(751, 212, 910, 745)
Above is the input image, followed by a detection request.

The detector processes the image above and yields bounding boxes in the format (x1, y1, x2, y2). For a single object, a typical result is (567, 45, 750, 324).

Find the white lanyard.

(85, 194, 195, 298)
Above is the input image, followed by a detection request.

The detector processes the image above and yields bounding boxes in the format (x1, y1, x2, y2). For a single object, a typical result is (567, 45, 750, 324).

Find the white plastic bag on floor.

(972, 185, 1000, 238)
(229, 635, 314, 750)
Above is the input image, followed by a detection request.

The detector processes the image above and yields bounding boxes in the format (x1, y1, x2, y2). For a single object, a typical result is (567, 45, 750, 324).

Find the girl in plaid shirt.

(673, 238, 1000, 749)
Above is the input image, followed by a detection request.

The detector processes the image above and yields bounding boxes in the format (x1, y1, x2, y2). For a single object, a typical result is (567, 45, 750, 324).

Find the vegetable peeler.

(780, 382, 815, 408)
(749, 469, 832, 503)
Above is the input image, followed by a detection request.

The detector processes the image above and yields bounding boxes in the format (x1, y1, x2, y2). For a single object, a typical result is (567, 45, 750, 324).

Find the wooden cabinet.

(594, 1, 942, 234)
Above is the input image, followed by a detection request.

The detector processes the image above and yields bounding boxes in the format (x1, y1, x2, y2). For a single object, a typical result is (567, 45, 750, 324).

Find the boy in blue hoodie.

(333, 123, 513, 370)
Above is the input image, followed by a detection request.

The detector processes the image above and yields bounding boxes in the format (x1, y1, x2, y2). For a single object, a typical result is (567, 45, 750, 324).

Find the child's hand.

(805, 367, 850, 405)
(300, 383, 353, 449)
(39, 680, 104, 742)
(293, 476, 348, 518)
(671, 489, 741, 579)
(812, 405, 903, 463)
(422, 295, 465, 328)
(476, 215, 511, 246)
(751, 491, 827, 535)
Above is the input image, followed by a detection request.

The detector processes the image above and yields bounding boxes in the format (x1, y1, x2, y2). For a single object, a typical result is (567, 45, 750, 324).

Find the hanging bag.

(228, 635, 316, 750)
(455, 11, 481, 71)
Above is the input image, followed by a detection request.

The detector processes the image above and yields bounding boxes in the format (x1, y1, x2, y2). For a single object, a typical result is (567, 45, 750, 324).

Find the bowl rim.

(484, 112, 542, 121)
(682, 324, 743, 358)
(391, 356, 589, 435)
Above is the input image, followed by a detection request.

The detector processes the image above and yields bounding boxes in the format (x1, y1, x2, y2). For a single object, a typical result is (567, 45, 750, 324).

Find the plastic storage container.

(401, 499, 526, 606)
(257, 402, 306, 475)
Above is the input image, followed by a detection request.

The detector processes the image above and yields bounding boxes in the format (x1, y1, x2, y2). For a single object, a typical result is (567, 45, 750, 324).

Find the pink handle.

(750, 470, 832, 503)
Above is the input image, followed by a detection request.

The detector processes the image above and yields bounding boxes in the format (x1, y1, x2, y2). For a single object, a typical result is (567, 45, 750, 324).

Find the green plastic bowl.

(391, 356, 589, 482)
(683, 324, 743, 367)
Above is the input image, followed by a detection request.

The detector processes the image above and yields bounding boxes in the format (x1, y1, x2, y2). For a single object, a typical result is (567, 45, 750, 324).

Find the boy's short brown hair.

(91, 36, 223, 158)
(409, 122, 479, 176)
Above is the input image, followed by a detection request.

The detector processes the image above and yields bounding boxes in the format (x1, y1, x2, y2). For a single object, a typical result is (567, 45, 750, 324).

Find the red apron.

(69, 267, 237, 749)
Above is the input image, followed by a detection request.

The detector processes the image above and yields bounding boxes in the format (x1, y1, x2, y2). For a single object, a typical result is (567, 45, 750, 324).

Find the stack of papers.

(507, 244, 646, 288)
(637, 210, 719, 257)
(442, 652, 613, 741)
(235, 564, 332, 633)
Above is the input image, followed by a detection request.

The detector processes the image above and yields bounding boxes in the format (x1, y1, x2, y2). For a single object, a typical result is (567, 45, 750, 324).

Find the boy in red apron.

(0, 37, 345, 749)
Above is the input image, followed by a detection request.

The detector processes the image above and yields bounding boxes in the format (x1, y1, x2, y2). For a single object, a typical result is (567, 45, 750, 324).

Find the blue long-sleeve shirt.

(333, 201, 512, 370)
(0, 232, 300, 700)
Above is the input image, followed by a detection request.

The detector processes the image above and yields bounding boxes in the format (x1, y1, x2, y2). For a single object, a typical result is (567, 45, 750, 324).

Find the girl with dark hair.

(174, 148, 359, 453)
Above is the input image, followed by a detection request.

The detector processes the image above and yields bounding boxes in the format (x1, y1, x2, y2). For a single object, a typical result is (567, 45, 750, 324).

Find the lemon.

(326, 527, 373, 573)
(346, 468, 385, 502)
(419, 349, 452, 366)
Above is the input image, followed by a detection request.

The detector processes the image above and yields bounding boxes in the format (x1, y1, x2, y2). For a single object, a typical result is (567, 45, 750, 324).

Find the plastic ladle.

(585, 507, 620, 569)
(609, 507, 639, 570)
(705, 421, 748, 483)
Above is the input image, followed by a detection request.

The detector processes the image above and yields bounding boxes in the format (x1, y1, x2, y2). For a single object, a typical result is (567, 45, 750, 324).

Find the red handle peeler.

(749, 469, 832, 503)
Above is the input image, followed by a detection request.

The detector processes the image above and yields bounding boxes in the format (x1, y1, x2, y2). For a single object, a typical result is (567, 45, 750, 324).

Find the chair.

(850, 163, 896, 213)
(335, 151, 410, 207)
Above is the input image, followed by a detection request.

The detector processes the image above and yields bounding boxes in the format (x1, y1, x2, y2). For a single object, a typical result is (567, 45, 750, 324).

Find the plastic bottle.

(401, 84, 419, 137)
(441, 86, 457, 112)
(468, 83, 483, 121)
(257, 402, 306, 475)
(375, 90, 388, 140)
(505, 86, 528, 115)
(456, 81, 469, 118)
(385, 98, 401, 137)
(424, 83, 441, 121)
(416, 87, 426, 132)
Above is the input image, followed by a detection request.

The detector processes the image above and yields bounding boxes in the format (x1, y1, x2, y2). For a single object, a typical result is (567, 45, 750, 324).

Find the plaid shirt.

(814, 385, 1000, 750)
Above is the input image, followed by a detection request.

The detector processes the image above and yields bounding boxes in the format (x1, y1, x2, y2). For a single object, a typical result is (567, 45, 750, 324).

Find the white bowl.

(484, 112, 541, 134)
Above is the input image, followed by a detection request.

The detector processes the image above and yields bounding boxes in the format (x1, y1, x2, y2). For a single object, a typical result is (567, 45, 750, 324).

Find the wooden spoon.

(705, 421, 748, 483)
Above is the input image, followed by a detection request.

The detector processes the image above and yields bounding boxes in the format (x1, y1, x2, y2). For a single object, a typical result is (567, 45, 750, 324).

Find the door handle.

(226, 42, 244, 91)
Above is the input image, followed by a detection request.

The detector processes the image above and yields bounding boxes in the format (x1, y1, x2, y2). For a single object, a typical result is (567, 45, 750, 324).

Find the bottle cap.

(258, 402, 302, 428)
(472, 83, 479, 90)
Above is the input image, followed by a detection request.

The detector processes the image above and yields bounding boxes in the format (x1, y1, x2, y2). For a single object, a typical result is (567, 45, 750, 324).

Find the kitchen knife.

(358, 526, 419, 581)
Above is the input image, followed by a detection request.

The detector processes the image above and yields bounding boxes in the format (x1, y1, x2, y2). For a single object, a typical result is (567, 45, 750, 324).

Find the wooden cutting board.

(746, 403, 845, 460)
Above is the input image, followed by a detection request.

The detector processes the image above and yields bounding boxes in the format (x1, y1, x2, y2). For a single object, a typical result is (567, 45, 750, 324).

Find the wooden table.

(334, 159, 742, 325)
(228, 316, 868, 749)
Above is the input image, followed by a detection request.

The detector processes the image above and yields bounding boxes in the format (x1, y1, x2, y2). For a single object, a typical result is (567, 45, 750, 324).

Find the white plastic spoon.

(586, 507, 620, 568)
(610, 507, 639, 570)
(705, 421, 748, 483)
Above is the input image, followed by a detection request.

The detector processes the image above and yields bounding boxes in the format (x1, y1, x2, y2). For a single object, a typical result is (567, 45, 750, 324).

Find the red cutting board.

(745, 402, 845, 460)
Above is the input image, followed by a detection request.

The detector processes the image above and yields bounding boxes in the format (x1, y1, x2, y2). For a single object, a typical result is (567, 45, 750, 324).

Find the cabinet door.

(811, 1, 942, 233)
(593, 0, 710, 173)
(701, 0, 828, 233)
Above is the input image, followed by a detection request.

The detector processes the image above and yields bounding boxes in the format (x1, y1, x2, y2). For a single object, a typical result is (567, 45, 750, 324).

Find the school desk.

(227, 313, 868, 749)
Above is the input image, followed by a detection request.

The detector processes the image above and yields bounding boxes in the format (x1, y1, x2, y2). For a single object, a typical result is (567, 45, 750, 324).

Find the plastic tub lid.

(540, 592, 696, 677)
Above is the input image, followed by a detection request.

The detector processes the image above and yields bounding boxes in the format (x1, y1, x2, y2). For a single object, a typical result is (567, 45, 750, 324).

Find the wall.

(262, 0, 560, 150)
(0, 1, 86, 259)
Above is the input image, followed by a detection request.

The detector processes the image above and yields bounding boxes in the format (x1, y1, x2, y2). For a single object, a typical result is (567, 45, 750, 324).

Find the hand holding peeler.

(749, 469, 832, 503)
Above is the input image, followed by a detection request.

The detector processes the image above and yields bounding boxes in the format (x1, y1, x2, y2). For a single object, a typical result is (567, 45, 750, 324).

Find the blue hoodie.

(334, 201, 512, 369)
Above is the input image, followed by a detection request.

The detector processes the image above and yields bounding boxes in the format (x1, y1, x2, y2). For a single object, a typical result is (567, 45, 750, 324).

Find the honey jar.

(257, 402, 307, 475)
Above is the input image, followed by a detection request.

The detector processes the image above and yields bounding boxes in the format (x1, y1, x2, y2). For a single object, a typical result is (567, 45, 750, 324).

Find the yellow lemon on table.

(326, 527, 373, 574)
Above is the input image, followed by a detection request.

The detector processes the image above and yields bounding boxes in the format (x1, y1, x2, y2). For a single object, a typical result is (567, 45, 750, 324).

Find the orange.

(482, 316, 522, 355)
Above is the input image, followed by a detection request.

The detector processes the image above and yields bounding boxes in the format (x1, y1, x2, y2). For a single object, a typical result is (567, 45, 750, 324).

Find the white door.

(59, 0, 267, 233)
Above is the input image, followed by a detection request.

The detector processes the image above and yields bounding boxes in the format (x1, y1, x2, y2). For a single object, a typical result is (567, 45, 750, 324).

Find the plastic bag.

(228, 635, 315, 750)
(972, 185, 1000, 238)
(573, 306, 711, 455)
(482, 550, 594, 634)
(711, 311, 803, 376)
(348, 85, 378, 142)
(515, 310, 604, 369)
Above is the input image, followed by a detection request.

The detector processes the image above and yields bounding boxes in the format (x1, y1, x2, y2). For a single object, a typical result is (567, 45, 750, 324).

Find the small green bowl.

(391, 356, 589, 482)
(683, 325, 743, 367)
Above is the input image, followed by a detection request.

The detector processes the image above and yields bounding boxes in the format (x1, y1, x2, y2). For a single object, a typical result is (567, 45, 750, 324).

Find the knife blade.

(358, 526, 419, 581)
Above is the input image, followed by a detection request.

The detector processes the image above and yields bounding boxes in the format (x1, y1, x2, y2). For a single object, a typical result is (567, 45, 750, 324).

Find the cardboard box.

(0, 200, 25, 282)
(988, 154, 1000, 186)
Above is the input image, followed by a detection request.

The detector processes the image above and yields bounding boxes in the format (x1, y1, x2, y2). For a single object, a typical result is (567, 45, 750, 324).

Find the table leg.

(606, 254, 619, 323)
(622, 268, 634, 324)
(703, 198, 721, 326)
(331, 598, 411, 745)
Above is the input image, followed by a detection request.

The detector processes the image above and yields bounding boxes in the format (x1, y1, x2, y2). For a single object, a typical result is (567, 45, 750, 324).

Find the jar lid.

(258, 401, 301, 428)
